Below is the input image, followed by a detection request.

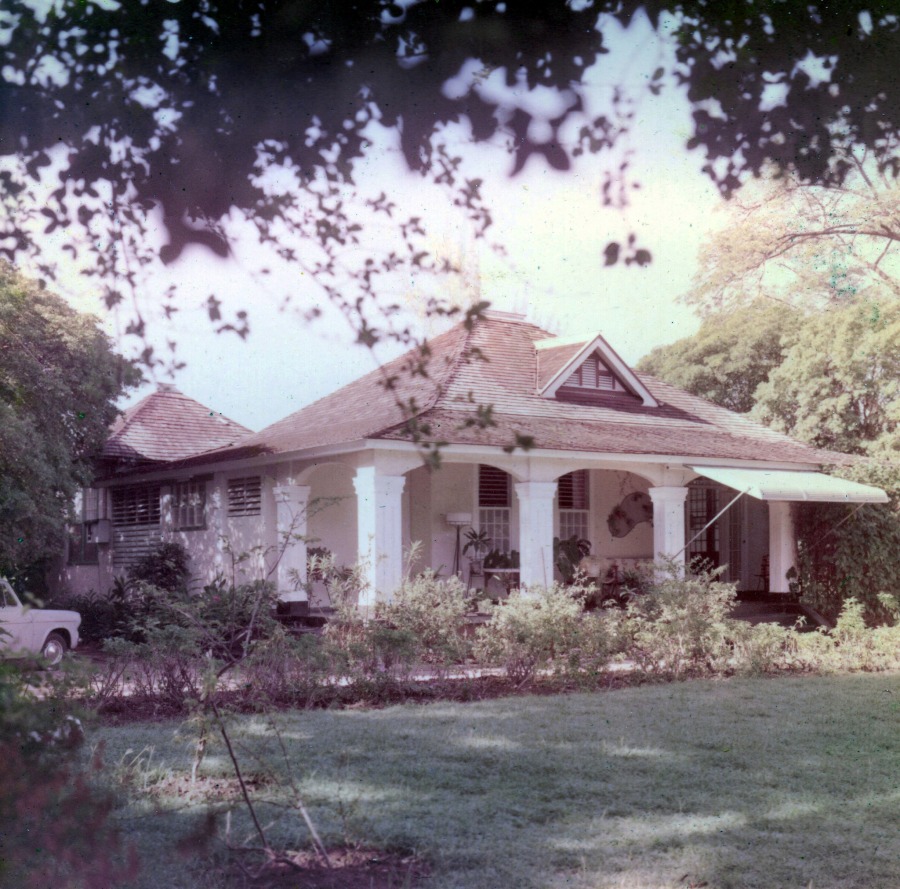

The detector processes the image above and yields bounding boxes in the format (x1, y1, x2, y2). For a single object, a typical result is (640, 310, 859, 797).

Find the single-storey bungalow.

(60, 310, 888, 607)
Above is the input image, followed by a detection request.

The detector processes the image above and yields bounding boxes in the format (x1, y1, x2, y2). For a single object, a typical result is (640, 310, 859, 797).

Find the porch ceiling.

(689, 466, 889, 504)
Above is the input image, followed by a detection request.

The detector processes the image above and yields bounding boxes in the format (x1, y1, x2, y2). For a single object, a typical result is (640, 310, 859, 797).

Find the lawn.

(94, 673, 900, 889)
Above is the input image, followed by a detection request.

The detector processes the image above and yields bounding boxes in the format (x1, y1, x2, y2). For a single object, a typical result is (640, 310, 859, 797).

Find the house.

(60, 310, 888, 606)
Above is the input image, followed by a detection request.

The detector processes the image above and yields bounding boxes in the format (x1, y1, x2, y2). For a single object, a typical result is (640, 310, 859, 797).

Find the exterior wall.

(305, 462, 357, 606)
(588, 471, 654, 561)
(405, 465, 432, 575)
(421, 462, 477, 577)
(744, 497, 769, 591)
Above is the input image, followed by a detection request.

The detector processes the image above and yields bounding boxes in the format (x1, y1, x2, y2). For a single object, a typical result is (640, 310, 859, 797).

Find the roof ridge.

(110, 390, 157, 442)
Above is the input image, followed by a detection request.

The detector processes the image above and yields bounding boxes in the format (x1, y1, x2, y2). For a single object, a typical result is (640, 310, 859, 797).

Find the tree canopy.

(685, 150, 900, 316)
(641, 297, 900, 456)
(753, 300, 900, 455)
(637, 300, 804, 414)
(2, 1, 899, 360)
(0, 263, 139, 580)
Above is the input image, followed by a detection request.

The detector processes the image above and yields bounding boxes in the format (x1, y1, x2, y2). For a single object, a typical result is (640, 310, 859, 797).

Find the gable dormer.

(535, 333, 659, 408)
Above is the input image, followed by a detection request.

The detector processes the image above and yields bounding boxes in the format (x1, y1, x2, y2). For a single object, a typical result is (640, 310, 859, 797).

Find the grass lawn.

(94, 673, 900, 889)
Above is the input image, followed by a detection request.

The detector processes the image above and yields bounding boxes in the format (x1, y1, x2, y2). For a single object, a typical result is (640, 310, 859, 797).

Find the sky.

(49, 11, 727, 432)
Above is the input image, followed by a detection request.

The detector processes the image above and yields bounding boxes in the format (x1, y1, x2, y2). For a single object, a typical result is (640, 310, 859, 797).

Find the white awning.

(689, 466, 889, 504)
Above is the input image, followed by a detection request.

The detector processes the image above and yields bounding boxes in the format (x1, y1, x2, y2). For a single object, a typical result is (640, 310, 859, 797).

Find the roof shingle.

(104, 385, 253, 464)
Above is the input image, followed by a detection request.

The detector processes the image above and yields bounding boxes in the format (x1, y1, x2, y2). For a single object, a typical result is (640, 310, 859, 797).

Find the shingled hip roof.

(222, 312, 846, 468)
(104, 384, 253, 464)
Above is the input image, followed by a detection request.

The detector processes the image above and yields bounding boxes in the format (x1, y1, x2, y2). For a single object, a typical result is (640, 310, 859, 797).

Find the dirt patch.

(215, 847, 428, 888)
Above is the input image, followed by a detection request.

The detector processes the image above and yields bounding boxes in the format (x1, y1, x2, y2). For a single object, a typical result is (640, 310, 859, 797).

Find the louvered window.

(111, 485, 161, 527)
(478, 465, 510, 507)
(564, 353, 626, 392)
(478, 465, 511, 554)
(228, 476, 262, 517)
(558, 470, 590, 541)
(558, 470, 589, 510)
(173, 481, 206, 529)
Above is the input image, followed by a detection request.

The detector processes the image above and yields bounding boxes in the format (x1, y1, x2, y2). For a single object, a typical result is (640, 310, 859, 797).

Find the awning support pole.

(807, 502, 867, 552)
(672, 487, 749, 562)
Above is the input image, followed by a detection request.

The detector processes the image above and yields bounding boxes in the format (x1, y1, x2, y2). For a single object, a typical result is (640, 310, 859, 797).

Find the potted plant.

(462, 528, 491, 572)
(554, 535, 592, 583)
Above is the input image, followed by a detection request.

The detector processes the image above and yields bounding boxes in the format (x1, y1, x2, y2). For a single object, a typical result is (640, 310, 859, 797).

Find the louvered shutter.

(479, 465, 510, 507)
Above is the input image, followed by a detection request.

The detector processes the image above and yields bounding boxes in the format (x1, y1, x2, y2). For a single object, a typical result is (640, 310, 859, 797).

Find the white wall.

(589, 471, 654, 559)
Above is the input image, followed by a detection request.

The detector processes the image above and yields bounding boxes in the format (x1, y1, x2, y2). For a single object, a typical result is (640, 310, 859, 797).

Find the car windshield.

(0, 581, 18, 608)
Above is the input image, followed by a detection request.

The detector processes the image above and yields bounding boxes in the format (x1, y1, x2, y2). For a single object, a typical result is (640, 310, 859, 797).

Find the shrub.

(624, 564, 737, 678)
(730, 621, 792, 676)
(795, 459, 900, 623)
(128, 540, 191, 593)
(377, 570, 471, 670)
(0, 662, 138, 886)
(242, 629, 341, 709)
(61, 588, 120, 645)
(474, 584, 587, 684)
(324, 603, 419, 691)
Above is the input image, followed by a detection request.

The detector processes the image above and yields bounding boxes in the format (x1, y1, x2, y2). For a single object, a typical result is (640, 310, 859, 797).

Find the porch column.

(273, 484, 312, 602)
(768, 501, 797, 594)
(648, 486, 689, 566)
(514, 481, 557, 589)
(353, 467, 407, 610)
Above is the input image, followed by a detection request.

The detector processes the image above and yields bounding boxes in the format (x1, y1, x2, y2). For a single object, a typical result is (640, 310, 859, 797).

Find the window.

(558, 470, 590, 541)
(478, 465, 511, 554)
(563, 353, 627, 393)
(69, 487, 105, 564)
(228, 476, 262, 517)
(111, 485, 161, 527)
(173, 481, 206, 530)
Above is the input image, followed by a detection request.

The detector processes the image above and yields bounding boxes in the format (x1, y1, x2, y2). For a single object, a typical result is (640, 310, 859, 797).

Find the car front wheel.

(40, 632, 68, 667)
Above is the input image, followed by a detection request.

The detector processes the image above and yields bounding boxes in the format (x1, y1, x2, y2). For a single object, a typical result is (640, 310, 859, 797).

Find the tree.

(685, 150, 900, 316)
(752, 299, 900, 455)
(0, 263, 139, 581)
(1, 1, 899, 364)
(637, 300, 804, 414)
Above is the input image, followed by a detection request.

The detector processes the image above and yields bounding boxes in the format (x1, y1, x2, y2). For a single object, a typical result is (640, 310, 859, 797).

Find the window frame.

(558, 470, 590, 542)
(111, 485, 161, 527)
(172, 480, 207, 530)
(478, 465, 512, 555)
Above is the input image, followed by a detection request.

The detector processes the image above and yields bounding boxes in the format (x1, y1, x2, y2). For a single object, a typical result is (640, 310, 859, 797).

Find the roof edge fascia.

(538, 333, 659, 407)
(376, 439, 823, 471)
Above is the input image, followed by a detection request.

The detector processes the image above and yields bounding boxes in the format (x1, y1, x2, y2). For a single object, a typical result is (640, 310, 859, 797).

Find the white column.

(648, 486, 689, 566)
(514, 481, 557, 589)
(353, 467, 407, 610)
(768, 501, 797, 594)
(273, 484, 311, 602)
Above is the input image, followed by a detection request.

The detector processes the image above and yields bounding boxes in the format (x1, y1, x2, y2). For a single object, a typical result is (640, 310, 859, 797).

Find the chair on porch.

(754, 555, 770, 593)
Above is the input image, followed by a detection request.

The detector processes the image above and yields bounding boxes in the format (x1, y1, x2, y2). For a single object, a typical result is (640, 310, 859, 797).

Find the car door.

(0, 579, 33, 653)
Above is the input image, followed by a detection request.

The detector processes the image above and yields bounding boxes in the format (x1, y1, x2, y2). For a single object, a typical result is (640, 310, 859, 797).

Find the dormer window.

(563, 354, 627, 393)
(536, 333, 659, 408)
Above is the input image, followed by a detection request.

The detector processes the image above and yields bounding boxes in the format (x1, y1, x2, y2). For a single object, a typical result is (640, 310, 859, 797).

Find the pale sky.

(40, 12, 728, 432)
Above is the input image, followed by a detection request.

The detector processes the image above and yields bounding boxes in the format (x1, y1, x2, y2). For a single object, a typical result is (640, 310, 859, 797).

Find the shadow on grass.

(99, 673, 900, 889)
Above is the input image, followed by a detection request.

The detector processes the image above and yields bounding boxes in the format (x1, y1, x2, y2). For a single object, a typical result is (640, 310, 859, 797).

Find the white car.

(0, 577, 81, 666)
